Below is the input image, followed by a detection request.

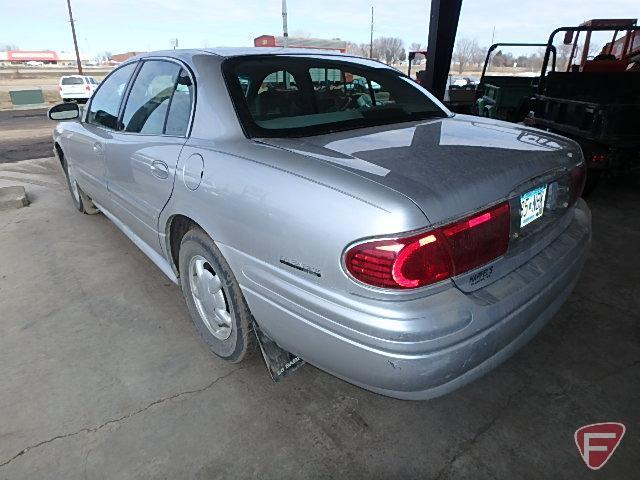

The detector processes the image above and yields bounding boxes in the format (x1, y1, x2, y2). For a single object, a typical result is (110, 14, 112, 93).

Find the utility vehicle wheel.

(179, 227, 255, 363)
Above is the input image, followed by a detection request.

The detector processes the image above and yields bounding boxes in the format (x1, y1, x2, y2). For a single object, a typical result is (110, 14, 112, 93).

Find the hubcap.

(188, 255, 232, 340)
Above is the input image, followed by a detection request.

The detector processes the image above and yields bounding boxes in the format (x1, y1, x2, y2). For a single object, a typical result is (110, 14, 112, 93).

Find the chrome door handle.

(150, 160, 169, 179)
(92, 142, 104, 155)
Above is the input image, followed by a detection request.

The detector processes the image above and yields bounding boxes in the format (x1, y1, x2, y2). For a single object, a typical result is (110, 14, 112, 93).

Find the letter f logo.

(575, 423, 626, 470)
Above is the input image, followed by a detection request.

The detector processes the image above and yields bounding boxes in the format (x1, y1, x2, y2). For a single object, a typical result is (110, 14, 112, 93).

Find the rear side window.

(164, 69, 194, 136)
(61, 77, 83, 85)
(87, 63, 136, 129)
(121, 60, 181, 134)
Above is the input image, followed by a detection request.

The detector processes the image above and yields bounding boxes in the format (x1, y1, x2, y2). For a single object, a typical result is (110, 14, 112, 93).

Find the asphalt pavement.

(0, 108, 53, 163)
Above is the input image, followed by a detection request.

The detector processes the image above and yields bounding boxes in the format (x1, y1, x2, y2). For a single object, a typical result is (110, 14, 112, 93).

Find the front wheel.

(178, 227, 255, 363)
(61, 157, 99, 214)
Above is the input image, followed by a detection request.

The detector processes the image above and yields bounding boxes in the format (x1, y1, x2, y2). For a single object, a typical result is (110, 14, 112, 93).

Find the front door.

(105, 60, 194, 254)
(63, 122, 111, 205)
(69, 62, 138, 204)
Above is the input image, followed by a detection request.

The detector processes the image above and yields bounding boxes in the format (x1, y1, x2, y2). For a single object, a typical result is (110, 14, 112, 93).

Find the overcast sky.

(0, 0, 637, 56)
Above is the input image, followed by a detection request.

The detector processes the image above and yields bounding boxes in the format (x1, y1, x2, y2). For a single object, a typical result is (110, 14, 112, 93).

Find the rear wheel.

(178, 227, 255, 363)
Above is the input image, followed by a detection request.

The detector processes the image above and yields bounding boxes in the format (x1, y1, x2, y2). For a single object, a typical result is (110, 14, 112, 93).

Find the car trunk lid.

(257, 115, 583, 292)
(258, 115, 579, 225)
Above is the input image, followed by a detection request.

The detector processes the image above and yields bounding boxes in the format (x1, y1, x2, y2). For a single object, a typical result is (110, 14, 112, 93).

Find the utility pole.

(282, 0, 289, 48)
(65, 0, 83, 75)
(369, 6, 374, 58)
(491, 25, 496, 45)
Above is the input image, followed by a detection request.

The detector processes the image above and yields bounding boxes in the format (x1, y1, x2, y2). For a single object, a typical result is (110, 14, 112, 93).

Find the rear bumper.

(239, 200, 591, 400)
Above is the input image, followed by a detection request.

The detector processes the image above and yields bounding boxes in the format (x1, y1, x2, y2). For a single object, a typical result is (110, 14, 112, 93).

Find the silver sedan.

(49, 48, 591, 400)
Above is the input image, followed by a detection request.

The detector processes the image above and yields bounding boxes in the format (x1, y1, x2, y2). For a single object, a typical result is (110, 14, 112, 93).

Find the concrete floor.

(0, 157, 638, 479)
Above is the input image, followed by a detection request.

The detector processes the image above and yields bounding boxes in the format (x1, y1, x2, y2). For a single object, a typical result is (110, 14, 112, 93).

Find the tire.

(178, 227, 255, 363)
(59, 153, 99, 215)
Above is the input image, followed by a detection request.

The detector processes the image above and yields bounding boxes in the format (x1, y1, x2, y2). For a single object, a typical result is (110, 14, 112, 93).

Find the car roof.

(130, 48, 392, 69)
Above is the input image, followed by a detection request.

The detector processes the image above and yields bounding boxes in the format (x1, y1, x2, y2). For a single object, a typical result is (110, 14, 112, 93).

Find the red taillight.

(85, 84, 91, 91)
(345, 202, 510, 289)
(441, 202, 510, 274)
(58, 85, 62, 92)
(569, 164, 586, 205)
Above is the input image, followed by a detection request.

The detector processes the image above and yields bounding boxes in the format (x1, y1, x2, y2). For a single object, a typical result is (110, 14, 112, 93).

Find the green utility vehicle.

(475, 43, 555, 122)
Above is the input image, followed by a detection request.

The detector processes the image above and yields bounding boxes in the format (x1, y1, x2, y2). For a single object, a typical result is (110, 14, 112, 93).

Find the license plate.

(520, 185, 547, 228)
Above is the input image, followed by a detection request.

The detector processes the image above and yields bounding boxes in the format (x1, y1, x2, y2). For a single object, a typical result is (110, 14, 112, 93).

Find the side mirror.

(563, 31, 574, 45)
(48, 102, 80, 121)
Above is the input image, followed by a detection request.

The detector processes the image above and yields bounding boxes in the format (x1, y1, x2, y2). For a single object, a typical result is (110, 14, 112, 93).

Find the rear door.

(105, 59, 194, 254)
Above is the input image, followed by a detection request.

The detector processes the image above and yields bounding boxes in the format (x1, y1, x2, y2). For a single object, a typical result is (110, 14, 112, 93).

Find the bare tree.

(2, 43, 19, 51)
(528, 47, 547, 72)
(373, 37, 405, 64)
(453, 37, 482, 73)
(346, 42, 369, 58)
(587, 41, 602, 58)
(491, 49, 514, 68)
(557, 43, 574, 71)
(410, 42, 425, 64)
(471, 45, 486, 69)
(96, 51, 113, 63)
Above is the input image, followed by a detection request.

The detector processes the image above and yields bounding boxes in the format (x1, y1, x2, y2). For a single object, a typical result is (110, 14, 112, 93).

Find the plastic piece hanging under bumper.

(253, 321, 305, 381)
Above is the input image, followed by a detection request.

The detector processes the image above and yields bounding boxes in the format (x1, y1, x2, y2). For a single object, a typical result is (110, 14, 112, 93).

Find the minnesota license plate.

(520, 185, 547, 228)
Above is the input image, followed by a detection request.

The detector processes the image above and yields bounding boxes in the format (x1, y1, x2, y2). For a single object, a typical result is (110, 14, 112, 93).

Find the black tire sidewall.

(178, 229, 251, 362)
(61, 157, 84, 212)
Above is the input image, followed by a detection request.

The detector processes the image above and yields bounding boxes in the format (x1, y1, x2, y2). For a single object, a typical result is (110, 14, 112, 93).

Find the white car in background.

(59, 75, 99, 103)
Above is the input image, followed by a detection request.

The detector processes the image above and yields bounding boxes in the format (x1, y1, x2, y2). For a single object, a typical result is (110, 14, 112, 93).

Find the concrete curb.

(0, 186, 29, 210)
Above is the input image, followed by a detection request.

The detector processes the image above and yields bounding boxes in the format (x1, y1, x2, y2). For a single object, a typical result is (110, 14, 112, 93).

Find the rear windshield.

(223, 56, 448, 137)
(61, 77, 84, 85)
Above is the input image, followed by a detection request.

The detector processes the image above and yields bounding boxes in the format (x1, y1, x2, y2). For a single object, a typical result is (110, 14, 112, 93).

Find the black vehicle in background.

(475, 43, 552, 122)
(531, 19, 640, 193)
